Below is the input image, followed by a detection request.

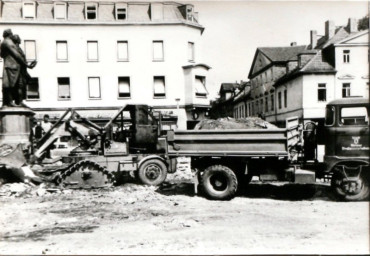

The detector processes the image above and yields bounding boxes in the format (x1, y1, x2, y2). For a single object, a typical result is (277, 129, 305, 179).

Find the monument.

(0, 29, 37, 148)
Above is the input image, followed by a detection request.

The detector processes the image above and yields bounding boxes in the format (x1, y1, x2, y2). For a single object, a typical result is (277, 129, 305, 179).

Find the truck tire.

(331, 171, 369, 201)
(201, 165, 238, 200)
(138, 159, 167, 186)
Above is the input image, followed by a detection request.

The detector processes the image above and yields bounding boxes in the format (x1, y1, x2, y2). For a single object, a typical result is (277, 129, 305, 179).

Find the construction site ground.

(0, 173, 369, 255)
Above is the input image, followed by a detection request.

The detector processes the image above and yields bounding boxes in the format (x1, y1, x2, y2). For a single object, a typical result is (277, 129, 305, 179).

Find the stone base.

(0, 106, 35, 147)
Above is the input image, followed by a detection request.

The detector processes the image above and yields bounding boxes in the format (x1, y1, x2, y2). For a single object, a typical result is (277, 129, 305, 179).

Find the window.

(87, 41, 98, 61)
(26, 78, 40, 100)
(117, 41, 128, 61)
(340, 107, 368, 125)
(188, 42, 194, 62)
(118, 77, 130, 98)
(278, 92, 282, 109)
(195, 76, 207, 97)
(318, 83, 326, 102)
(271, 94, 274, 111)
(284, 89, 287, 108)
(343, 50, 350, 63)
(186, 5, 194, 21)
(342, 83, 351, 98)
(153, 76, 165, 98)
(24, 40, 36, 61)
(265, 97, 268, 112)
(260, 99, 263, 113)
(0, 78, 2, 100)
(115, 4, 127, 20)
(58, 77, 70, 100)
(54, 2, 67, 20)
(153, 41, 164, 61)
(56, 41, 68, 61)
(256, 101, 259, 114)
(88, 77, 101, 99)
(23, 2, 36, 19)
(325, 106, 335, 126)
(85, 3, 97, 20)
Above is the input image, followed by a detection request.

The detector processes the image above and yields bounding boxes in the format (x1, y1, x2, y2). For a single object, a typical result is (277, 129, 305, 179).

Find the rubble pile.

(194, 117, 278, 130)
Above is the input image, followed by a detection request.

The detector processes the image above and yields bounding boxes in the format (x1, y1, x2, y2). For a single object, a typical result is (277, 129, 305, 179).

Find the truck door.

(335, 105, 369, 158)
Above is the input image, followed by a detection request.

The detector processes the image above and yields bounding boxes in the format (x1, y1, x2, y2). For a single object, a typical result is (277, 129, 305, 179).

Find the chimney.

(325, 20, 335, 39)
(348, 18, 358, 33)
(310, 30, 317, 49)
(290, 42, 297, 46)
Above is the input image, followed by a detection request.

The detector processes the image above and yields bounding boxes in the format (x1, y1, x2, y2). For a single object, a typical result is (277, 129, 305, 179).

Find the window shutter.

(55, 3, 66, 19)
(117, 41, 128, 60)
(56, 41, 67, 60)
(87, 41, 98, 60)
(154, 77, 165, 96)
(195, 76, 207, 96)
(24, 40, 36, 61)
(89, 78, 100, 98)
(153, 41, 163, 60)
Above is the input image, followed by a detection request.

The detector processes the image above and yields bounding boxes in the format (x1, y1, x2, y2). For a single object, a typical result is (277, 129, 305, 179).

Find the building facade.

(273, 19, 368, 126)
(245, 18, 368, 129)
(0, 0, 211, 129)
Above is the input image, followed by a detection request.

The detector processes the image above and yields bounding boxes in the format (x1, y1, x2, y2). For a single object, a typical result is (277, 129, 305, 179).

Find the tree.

(358, 15, 369, 31)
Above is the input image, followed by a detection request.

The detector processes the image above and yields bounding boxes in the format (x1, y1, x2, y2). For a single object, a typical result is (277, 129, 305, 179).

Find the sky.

(187, 1, 369, 99)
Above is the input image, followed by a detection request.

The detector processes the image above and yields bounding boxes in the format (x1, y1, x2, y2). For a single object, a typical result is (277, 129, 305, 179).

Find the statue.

(0, 29, 37, 107)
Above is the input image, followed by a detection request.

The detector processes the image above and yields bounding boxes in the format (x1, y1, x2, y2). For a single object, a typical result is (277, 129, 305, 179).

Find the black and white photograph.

(0, 0, 369, 254)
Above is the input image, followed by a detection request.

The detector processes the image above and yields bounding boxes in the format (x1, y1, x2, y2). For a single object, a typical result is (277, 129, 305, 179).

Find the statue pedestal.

(0, 106, 34, 147)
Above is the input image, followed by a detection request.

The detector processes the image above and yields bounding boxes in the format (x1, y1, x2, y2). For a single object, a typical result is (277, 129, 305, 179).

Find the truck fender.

(138, 155, 167, 169)
(330, 160, 369, 173)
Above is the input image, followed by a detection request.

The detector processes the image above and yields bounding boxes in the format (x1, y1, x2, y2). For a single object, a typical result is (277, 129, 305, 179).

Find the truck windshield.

(340, 106, 369, 126)
(325, 106, 335, 126)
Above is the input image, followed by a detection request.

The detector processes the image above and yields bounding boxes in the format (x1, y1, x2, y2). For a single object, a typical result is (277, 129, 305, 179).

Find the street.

(0, 175, 369, 255)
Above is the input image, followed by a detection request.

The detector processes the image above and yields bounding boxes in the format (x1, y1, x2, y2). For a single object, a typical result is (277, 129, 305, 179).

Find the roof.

(274, 51, 336, 87)
(300, 51, 335, 72)
(219, 83, 242, 93)
(0, 0, 203, 29)
(327, 97, 369, 106)
(314, 26, 366, 49)
(248, 45, 307, 78)
(259, 45, 307, 62)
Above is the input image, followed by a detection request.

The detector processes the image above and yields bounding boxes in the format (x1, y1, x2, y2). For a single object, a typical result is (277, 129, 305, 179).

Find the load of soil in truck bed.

(194, 117, 278, 130)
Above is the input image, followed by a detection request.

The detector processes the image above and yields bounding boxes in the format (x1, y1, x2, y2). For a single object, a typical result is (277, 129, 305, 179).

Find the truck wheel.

(331, 171, 369, 201)
(138, 159, 167, 186)
(201, 165, 238, 200)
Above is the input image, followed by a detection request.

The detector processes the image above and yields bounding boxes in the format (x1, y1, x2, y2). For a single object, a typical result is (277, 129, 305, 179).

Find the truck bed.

(166, 125, 300, 158)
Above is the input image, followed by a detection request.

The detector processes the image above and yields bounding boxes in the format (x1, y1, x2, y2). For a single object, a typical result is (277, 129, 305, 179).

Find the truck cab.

(324, 97, 369, 200)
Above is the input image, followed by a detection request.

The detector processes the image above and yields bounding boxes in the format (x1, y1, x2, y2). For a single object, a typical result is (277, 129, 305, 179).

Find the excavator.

(0, 104, 171, 189)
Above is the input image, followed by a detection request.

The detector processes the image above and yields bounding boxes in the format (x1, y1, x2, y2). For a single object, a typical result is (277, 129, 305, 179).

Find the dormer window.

(85, 3, 97, 20)
(186, 5, 193, 21)
(23, 1, 36, 19)
(115, 3, 127, 20)
(54, 2, 67, 20)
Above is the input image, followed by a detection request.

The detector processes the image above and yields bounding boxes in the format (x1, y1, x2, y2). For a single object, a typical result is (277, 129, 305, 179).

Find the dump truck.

(166, 97, 369, 201)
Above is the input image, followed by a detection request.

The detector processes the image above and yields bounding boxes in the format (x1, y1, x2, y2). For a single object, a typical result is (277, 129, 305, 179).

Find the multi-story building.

(246, 18, 368, 132)
(273, 18, 368, 129)
(209, 82, 244, 118)
(247, 44, 307, 121)
(0, 0, 211, 129)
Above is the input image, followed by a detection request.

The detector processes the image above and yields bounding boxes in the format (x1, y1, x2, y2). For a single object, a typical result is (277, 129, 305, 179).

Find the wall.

(302, 73, 335, 119)
(0, 23, 209, 129)
(334, 33, 369, 98)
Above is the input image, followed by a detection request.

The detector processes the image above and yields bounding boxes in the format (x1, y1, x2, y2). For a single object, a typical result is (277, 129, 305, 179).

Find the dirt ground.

(0, 173, 369, 255)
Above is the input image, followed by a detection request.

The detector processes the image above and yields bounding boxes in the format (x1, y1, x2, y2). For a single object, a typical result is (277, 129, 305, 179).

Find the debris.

(194, 117, 278, 130)
(0, 182, 31, 197)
